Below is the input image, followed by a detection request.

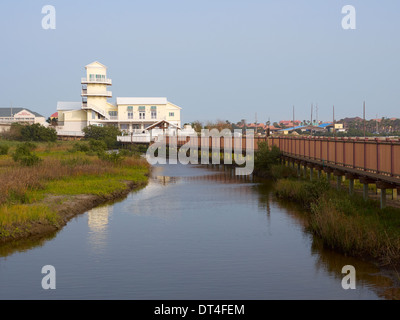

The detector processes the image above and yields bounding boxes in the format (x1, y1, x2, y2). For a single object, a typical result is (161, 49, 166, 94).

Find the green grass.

(0, 140, 150, 239)
(274, 176, 400, 266)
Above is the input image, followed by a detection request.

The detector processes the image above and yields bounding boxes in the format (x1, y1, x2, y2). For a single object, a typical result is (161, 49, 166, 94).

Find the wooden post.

(336, 175, 342, 190)
(349, 179, 354, 195)
(297, 163, 301, 177)
(363, 184, 369, 201)
(380, 189, 387, 209)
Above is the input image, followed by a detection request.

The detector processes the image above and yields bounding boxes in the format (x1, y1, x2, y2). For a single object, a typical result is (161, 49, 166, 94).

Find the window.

(108, 111, 118, 117)
(139, 112, 145, 120)
(169, 112, 175, 117)
(138, 106, 146, 112)
(127, 106, 133, 111)
(89, 74, 95, 81)
(92, 111, 96, 120)
(151, 111, 157, 119)
(128, 112, 133, 119)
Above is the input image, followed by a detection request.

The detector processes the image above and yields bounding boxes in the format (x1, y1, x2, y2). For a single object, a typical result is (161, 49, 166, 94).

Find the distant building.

(56, 61, 182, 137)
(279, 120, 301, 128)
(0, 107, 46, 125)
(235, 123, 280, 135)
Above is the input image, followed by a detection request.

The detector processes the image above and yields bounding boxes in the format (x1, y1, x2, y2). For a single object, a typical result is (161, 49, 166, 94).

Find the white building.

(56, 61, 182, 137)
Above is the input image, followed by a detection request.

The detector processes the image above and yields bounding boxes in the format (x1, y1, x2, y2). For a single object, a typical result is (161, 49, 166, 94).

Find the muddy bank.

(0, 180, 148, 244)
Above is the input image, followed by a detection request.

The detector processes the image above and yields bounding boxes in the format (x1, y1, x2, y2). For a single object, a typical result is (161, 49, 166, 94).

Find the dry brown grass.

(0, 154, 148, 206)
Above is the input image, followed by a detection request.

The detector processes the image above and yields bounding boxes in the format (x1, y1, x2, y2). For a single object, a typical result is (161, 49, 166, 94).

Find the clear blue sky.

(0, 0, 399, 124)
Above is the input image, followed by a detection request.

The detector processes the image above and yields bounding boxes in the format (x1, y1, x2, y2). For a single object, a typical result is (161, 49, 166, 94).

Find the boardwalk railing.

(268, 136, 400, 179)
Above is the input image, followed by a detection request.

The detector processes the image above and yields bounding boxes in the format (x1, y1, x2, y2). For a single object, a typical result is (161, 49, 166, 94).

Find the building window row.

(127, 106, 157, 111)
(89, 74, 106, 81)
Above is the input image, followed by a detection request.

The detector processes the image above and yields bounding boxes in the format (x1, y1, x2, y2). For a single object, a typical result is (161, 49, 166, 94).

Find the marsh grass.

(0, 141, 149, 235)
(275, 178, 400, 266)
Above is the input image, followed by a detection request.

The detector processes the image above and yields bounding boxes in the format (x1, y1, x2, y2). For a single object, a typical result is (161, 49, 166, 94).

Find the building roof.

(278, 125, 305, 132)
(50, 112, 58, 118)
(116, 97, 168, 105)
(146, 120, 181, 130)
(85, 61, 107, 69)
(0, 107, 44, 118)
(318, 122, 333, 128)
(57, 101, 82, 111)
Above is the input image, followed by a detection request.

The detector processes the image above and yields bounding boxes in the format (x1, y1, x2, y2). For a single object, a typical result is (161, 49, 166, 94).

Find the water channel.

(0, 163, 399, 299)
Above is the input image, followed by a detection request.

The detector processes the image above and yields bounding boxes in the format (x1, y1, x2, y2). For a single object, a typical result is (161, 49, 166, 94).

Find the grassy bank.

(0, 141, 150, 242)
(274, 178, 400, 267)
(251, 142, 400, 267)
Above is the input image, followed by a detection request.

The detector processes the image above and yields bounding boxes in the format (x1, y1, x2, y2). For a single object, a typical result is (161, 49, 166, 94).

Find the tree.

(20, 124, 57, 142)
(82, 125, 121, 149)
(191, 121, 203, 133)
(204, 120, 233, 131)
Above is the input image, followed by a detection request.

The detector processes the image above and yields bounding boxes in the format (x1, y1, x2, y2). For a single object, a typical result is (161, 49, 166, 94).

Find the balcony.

(81, 90, 112, 97)
(81, 77, 112, 85)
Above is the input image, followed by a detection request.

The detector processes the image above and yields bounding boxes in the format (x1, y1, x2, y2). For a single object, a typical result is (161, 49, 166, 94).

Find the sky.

(0, 0, 399, 125)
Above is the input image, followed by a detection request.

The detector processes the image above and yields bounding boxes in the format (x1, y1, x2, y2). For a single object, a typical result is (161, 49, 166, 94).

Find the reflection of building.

(56, 61, 182, 137)
(87, 205, 113, 252)
(88, 205, 112, 234)
(155, 175, 178, 186)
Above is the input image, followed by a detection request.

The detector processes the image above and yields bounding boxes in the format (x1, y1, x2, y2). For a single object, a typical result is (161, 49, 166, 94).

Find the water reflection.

(154, 175, 179, 186)
(0, 233, 57, 259)
(0, 163, 400, 299)
(219, 166, 400, 300)
(87, 205, 113, 252)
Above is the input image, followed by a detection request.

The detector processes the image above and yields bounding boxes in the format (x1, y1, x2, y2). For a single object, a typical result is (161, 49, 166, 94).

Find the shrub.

(70, 142, 90, 153)
(20, 124, 57, 142)
(98, 151, 124, 165)
(0, 144, 9, 155)
(83, 125, 121, 149)
(253, 142, 282, 176)
(88, 139, 107, 153)
(12, 142, 41, 166)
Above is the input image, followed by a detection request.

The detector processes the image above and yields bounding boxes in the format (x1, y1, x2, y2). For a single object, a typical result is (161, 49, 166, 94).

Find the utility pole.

(363, 101, 366, 138)
(333, 105, 336, 137)
(293, 105, 295, 132)
(316, 103, 319, 125)
(310, 103, 313, 136)
(311, 103, 313, 125)
(255, 112, 258, 135)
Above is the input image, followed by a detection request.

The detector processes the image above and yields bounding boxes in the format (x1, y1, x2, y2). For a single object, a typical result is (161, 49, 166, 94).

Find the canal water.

(0, 163, 399, 300)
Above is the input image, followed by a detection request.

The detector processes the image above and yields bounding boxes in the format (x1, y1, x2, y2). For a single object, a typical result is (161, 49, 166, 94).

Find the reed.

(275, 178, 400, 266)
